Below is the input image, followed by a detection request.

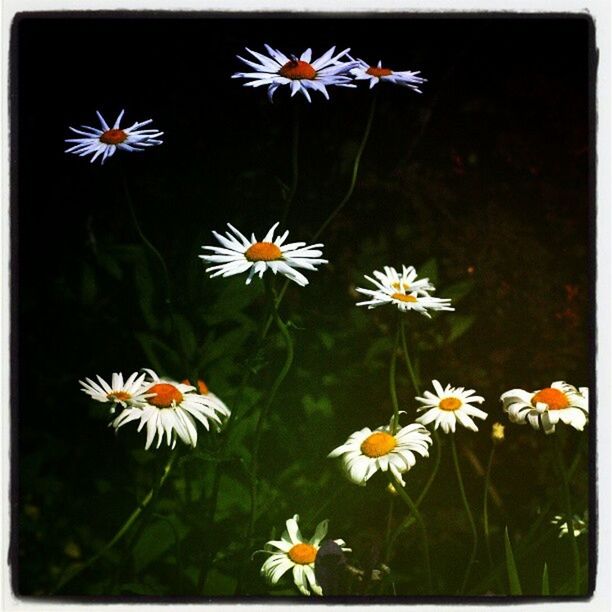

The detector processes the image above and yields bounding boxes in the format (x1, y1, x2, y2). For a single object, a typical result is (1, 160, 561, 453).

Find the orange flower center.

(107, 391, 131, 401)
(439, 397, 462, 411)
(288, 543, 317, 565)
(147, 383, 183, 408)
(391, 293, 417, 303)
(245, 242, 282, 262)
(361, 432, 397, 458)
(531, 387, 570, 410)
(367, 66, 393, 77)
(100, 129, 128, 145)
(182, 378, 210, 395)
(279, 59, 317, 80)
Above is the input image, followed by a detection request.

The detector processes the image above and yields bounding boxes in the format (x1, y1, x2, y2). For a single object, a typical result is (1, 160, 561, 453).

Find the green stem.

(389, 322, 401, 433)
(399, 318, 420, 395)
(482, 444, 504, 591)
(451, 435, 478, 594)
(553, 435, 581, 593)
(388, 473, 433, 593)
(51, 451, 177, 594)
(312, 92, 377, 241)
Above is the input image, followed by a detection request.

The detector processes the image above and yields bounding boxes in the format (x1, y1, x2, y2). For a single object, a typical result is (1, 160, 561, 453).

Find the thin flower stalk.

(451, 436, 478, 594)
(280, 103, 300, 227)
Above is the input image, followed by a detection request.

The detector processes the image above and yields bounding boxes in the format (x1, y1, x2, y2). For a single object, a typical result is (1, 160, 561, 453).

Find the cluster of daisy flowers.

(80, 369, 230, 450)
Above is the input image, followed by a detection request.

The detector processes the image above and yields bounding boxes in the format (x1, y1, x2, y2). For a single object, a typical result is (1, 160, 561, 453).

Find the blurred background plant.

(14, 14, 592, 598)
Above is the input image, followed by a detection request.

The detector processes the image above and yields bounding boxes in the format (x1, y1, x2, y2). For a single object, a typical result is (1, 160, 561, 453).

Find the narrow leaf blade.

(541, 562, 550, 595)
(504, 526, 523, 595)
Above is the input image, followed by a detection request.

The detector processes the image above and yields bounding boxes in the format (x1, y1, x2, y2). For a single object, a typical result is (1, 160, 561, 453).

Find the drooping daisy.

(260, 514, 350, 596)
(355, 267, 453, 316)
(232, 44, 357, 102)
(415, 380, 487, 434)
(328, 417, 432, 486)
(79, 371, 150, 412)
(65, 110, 163, 164)
(200, 221, 327, 287)
(500, 381, 588, 435)
(110, 369, 230, 450)
(182, 378, 231, 423)
(349, 58, 426, 92)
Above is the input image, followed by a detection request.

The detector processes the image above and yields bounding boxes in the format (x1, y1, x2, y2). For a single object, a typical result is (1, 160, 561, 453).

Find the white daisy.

(500, 381, 588, 435)
(260, 514, 350, 596)
(79, 371, 150, 412)
(327, 417, 432, 487)
(232, 44, 357, 102)
(367, 265, 435, 296)
(181, 378, 231, 423)
(110, 369, 231, 450)
(200, 221, 327, 287)
(415, 380, 487, 434)
(349, 58, 426, 92)
(65, 110, 163, 164)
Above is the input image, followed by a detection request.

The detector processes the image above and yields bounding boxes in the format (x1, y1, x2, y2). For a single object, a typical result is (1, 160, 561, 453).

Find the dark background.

(12, 14, 594, 597)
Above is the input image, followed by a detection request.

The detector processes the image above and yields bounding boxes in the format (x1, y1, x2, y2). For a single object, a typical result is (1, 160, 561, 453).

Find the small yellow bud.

(387, 483, 399, 496)
(491, 422, 505, 443)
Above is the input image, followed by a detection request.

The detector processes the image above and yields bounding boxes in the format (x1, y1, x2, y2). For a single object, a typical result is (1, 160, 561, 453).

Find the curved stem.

(388, 473, 433, 593)
(389, 321, 401, 433)
(399, 318, 420, 395)
(553, 435, 581, 593)
(313, 92, 377, 241)
(280, 104, 300, 227)
(51, 451, 177, 594)
(451, 435, 478, 595)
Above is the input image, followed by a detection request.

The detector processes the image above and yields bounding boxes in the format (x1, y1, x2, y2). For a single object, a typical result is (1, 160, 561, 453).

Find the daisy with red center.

(181, 377, 231, 422)
(65, 110, 163, 164)
(260, 514, 350, 596)
(79, 371, 150, 412)
(415, 380, 487, 434)
(349, 58, 426, 92)
(110, 369, 231, 450)
(232, 44, 357, 102)
(200, 221, 327, 287)
(501, 381, 588, 434)
(328, 417, 432, 487)
(355, 265, 453, 316)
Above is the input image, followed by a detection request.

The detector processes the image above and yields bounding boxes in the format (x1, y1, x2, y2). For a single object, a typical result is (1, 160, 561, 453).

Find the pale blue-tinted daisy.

(349, 58, 426, 92)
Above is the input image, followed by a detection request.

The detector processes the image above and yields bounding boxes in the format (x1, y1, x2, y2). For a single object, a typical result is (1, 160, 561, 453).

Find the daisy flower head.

(182, 377, 231, 424)
(232, 44, 357, 102)
(415, 380, 487, 434)
(350, 58, 426, 92)
(260, 514, 350, 596)
(200, 221, 327, 287)
(328, 417, 432, 487)
(355, 266, 453, 317)
(65, 110, 163, 164)
(79, 371, 150, 413)
(551, 512, 588, 539)
(110, 369, 231, 450)
(500, 381, 588, 435)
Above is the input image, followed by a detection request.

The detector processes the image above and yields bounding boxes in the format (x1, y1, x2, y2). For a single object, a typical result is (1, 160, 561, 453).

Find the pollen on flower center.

(367, 66, 393, 77)
(288, 542, 317, 564)
(361, 432, 397, 458)
(245, 242, 282, 262)
(148, 383, 183, 408)
(99, 129, 128, 145)
(107, 391, 131, 401)
(532, 387, 570, 410)
(391, 282, 411, 291)
(279, 60, 317, 80)
(439, 397, 462, 411)
(391, 292, 417, 303)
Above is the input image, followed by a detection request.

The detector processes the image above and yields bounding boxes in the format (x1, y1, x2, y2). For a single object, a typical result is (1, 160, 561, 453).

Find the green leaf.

(132, 516, 184, 573)
(173, 314, 197, 359)
(541, 562, 550, 595)
(418, 258, 438, 286)
(202, 569, 238, 596)
(504, 526, 522, 595)
(447, 314, 476, 343)
(443, 279, 475, 302)
(302, 394, 332, 418)
(135, 332, 181, 374)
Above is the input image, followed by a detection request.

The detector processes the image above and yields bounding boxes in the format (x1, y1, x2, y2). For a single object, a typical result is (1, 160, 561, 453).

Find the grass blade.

(504, 526, 522, 595)
(541, 562, 550, 595)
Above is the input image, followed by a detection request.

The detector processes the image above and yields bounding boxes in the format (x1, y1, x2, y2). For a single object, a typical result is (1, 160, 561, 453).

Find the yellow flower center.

(288, 542, 317, 564)
(361, 432, 397, 458)
(182, 378, 209, 395)
(439, 397, 462, 411)
(100, 129, 128, 145)
(147, 383, 183, 408)
(531, 387, 569, 410)
(245, 242, 282, 262)
(279, 59, 317, 80)
(367, 66, 393, 77)
(391, 281, 411, 292)
(107, 391, 131, 401)
(391, 293, 417, 303)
